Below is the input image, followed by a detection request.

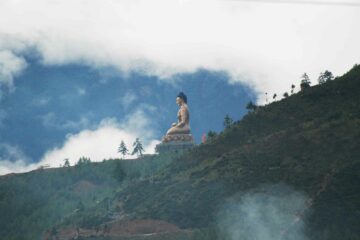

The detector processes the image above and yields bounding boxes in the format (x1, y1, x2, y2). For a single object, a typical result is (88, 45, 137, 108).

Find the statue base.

(155, 134, 196, 153)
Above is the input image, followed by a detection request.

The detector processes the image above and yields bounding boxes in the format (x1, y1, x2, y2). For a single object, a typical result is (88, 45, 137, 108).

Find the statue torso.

(178, 104, 190, 125)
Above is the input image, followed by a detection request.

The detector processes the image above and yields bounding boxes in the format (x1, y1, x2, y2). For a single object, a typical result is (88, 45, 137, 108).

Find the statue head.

(176, 92, 187, 105)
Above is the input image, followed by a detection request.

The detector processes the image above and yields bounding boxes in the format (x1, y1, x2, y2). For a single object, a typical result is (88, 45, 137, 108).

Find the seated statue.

(166, 92, 191, 135)
(161, 92, 194, 143)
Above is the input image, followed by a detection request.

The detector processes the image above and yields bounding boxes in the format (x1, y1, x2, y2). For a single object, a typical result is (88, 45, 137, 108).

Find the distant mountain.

(0, 64, 359, 239)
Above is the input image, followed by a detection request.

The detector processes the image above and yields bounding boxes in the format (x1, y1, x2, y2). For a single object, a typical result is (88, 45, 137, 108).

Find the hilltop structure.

(155, 92, 196, 153)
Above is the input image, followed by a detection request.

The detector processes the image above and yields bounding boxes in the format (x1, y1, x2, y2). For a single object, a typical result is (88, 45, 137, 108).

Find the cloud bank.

(0, 50, 27, 94)
(0, 0, 359, 102)
(0, 108, 160, 176)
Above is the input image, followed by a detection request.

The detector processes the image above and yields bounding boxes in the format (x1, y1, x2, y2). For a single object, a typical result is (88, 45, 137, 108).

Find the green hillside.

(1, 64, 360, 240)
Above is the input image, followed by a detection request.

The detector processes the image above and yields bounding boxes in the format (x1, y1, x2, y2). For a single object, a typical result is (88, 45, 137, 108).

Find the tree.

(206, 131, 217, 142)
(323, 70, 334, 82)
(117, 140, 128, 159)
(283, 92, 289, 98)
(300, 73, 311, 90)
(131, 138, 144, 157)
(265, 92, 268, 104)
(246, 101, 257, 111)
(318, 73, 326, 84)
(291, 84, 295, 94)
(318, 70, 334, 84)
(273, 93, 277, 101)
(76, 156, 91, 166)
(223, 114, 233, 129)
(63, 158, 70, 168)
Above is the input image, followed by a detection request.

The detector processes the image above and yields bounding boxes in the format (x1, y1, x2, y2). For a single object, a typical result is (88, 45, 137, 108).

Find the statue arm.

(176, 107, 188, 128)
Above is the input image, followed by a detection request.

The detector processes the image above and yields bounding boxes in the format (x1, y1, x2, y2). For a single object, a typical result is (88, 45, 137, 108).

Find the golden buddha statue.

(161, 92, 194, 143)
(166, 92, 191, 135)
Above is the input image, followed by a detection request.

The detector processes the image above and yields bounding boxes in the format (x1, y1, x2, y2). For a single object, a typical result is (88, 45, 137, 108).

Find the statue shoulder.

(182, 104, 189, 109)
(180, 104, 189, 115)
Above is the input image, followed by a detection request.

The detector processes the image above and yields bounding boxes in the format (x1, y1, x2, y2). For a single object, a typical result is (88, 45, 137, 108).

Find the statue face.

(176, 97, 183, 106)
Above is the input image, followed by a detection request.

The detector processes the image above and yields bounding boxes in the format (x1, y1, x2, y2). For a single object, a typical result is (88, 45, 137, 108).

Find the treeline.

(202, 68, 339, 144)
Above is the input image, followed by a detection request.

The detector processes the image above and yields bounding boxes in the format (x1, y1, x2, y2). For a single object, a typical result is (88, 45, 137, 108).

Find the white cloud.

(118, 91, 138, 109)
(0, 143, 30, 162)
(0, 50, 27, 92)
(40, 112, 91, 130)
(77, 87, 86, 96)
(0, 159, 37, 176)
(0, 107, 160, 175)
(31, 96, 51, 107)
(62, 117, 91, 130)
(39, 110, 159, 167)
(0, 143, 37, 176)
(0, 0, 359, 103)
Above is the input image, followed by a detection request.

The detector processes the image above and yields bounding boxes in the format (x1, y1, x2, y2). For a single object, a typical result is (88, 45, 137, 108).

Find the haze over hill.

(0, 64, 359, 239)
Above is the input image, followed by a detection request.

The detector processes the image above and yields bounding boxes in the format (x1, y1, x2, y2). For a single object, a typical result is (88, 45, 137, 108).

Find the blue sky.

(0, 0, 359, 174)
(0, 55, 256, 174)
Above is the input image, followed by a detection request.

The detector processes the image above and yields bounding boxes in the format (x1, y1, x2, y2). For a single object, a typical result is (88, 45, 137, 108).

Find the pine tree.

(131, 138, 144, 157)
(76, 156, 91, 167)
(318, 72, 326, 84)
(117, 140, 128, 159)
(265, 92, 268, 104)
(324, 70, 334, 81)
(273, 93, 277, 101)
(206, 131, 217, 142)
(223, 114, 233, 129)
(246, 101, 257, 111)
(283, 92, 289, 98)
(63, 158, 70, 167)
(300, 73, 311, 90)
(318, 70, 334, 84)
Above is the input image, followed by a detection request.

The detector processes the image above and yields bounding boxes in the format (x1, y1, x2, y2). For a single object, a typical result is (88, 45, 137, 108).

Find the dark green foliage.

(223, 114, 233, 129)
(77, 200, 85, 212)
(50, 226, 57, 236)
(318, 70, 334, 84)
(113, 161, 126, 182)
(0, 161, 120, 239)
(76, 156, 91, 167)
(63, 158, 70, 168)
(0, 152, 182, 239)
(206, 131, 218, 142)
(118, 140, 128, 158)
(245, 101, 257, 111)
(300, 72, 311, 90)
(291, 84, 295, 94)
(131, 138, 144, 157)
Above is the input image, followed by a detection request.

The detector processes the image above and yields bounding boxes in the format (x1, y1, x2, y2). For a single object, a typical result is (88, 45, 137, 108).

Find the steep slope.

(0, 153, 182, 239)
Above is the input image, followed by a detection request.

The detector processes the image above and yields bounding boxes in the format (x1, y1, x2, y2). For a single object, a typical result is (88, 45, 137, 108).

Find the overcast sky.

(0, 0, 359, 175)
